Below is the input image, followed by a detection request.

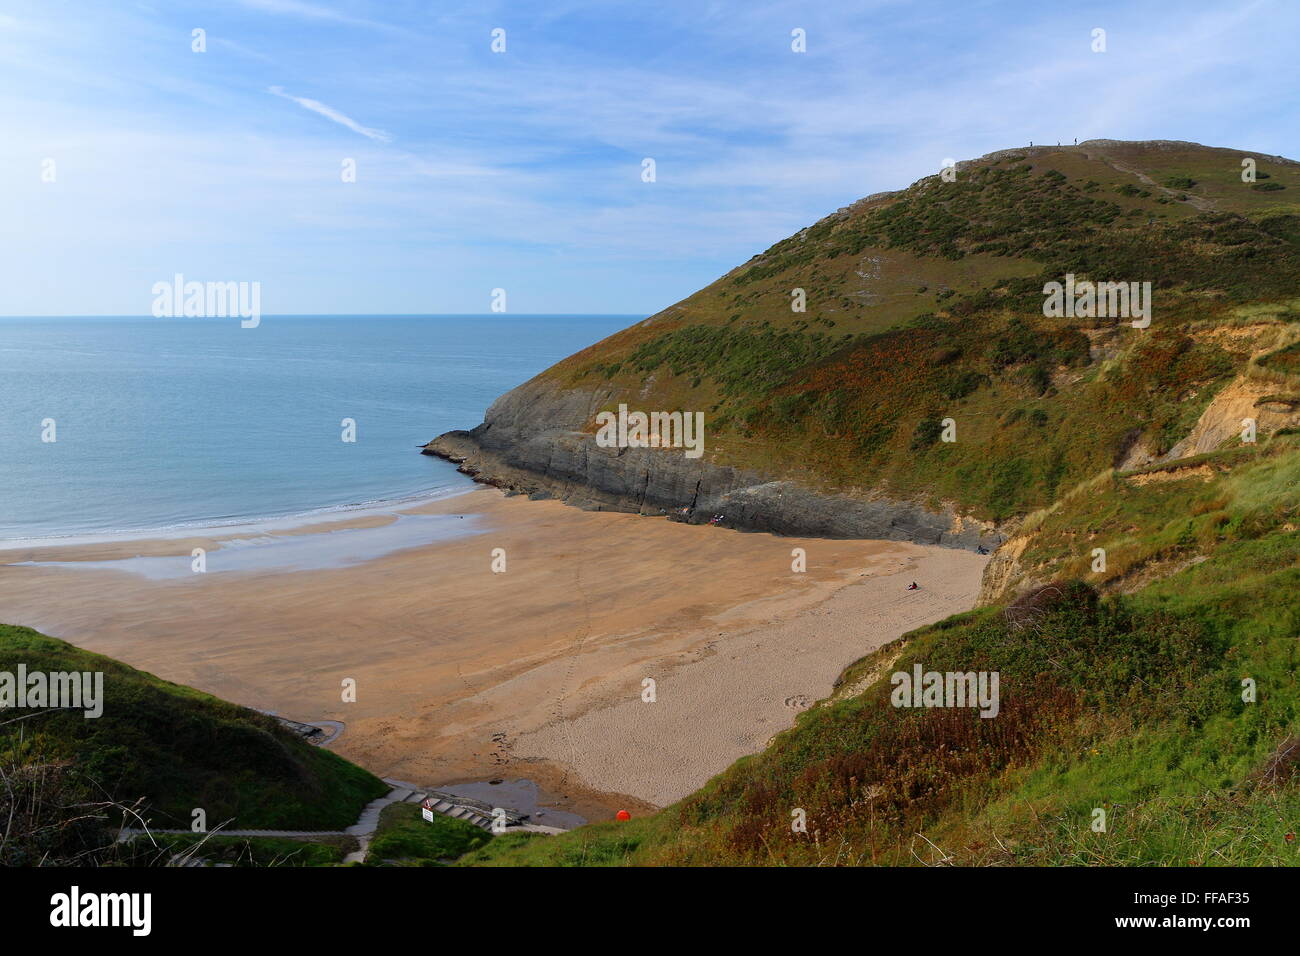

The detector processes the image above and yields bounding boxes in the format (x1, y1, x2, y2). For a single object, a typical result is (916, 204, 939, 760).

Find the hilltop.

(430, 140, 1300, 866)
(427, 140, 1300, 563)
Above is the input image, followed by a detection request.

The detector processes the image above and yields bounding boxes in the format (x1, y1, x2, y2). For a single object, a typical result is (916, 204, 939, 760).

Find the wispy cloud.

(237, 0, 395, 32)
(268, 86, 392, 142)
(3, 0, 1298, 315)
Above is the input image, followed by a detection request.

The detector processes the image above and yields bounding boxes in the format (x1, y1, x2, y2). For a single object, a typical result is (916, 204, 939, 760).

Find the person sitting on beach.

(907, 581, 919, 590)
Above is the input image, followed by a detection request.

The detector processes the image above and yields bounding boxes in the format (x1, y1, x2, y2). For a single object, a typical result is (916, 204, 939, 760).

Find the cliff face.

(424, 379, 1003, 548)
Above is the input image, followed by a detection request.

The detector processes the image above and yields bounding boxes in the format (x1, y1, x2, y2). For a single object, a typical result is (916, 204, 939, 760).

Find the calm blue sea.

(0, 315, 632, 541)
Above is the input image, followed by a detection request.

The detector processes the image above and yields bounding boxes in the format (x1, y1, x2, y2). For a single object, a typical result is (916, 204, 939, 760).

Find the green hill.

(429, 140, 1300, 538)
(438, 140, 1300, 866)
(0, 624, 386, 865)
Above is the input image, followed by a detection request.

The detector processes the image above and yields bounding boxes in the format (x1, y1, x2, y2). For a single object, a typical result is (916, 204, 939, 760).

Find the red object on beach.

(616, 810, 631, 821)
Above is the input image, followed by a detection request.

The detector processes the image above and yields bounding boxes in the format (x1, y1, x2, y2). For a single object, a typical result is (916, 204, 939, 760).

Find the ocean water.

(0, 315, 632, 541)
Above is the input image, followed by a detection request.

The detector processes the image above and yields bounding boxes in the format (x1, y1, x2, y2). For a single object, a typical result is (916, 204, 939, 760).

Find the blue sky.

(3, 0, 1297, 315)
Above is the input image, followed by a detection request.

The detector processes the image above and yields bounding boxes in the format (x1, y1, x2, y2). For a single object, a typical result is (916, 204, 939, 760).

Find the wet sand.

(0, 488, 987, 821)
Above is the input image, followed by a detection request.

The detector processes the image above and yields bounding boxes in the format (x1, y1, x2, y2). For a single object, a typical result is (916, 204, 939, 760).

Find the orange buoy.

(616, 810, 631, 821)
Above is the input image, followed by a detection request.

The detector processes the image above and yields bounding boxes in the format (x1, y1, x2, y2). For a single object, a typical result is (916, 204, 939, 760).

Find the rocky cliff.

(424, 379, 1002, 548)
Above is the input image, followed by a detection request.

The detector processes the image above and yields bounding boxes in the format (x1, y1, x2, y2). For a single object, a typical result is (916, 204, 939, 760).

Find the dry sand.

(0, 488, 987, 821)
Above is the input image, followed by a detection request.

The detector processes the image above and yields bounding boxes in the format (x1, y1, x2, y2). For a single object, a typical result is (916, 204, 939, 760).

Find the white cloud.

(3, 0, 1298, 314)
(268, 86, 392, 143)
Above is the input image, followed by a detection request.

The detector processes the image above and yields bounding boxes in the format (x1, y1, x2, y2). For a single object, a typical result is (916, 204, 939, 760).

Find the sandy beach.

(0, 488, 987, 821)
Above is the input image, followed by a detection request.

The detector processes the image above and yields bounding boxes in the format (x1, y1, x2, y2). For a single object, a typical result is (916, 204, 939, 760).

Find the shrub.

(910, 417, 944, 450)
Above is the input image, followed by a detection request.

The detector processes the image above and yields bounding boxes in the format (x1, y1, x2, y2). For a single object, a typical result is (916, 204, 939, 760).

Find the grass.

(128, 832, 354, 867)
(1014, 434, 1298, 590)
(365, 801, 493, 865)
(453, 817, 659, 867)
(0, 623, 388, 842)
(1254, 336, 1300, 383)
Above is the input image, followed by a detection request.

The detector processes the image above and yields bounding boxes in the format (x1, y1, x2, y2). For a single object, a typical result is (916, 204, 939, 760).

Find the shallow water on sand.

(16, 511, 487, 578)
(434, 778, 588, 829)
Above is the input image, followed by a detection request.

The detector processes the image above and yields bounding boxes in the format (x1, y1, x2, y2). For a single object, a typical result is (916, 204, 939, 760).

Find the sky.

(2, 0, 1297, 316)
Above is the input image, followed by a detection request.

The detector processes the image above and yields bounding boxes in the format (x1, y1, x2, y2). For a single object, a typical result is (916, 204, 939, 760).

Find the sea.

(0, 315, 632, 543)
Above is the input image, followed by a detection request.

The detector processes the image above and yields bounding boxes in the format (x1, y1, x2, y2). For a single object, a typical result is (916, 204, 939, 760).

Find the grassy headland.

(0, 623, 387, 865)
(450, 141, 1300, 866)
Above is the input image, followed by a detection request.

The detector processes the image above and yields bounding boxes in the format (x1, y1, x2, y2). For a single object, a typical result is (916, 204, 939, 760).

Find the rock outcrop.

(424, 380, 1003, 550)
